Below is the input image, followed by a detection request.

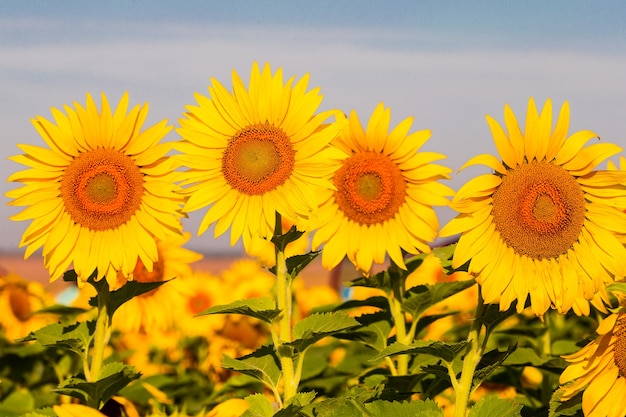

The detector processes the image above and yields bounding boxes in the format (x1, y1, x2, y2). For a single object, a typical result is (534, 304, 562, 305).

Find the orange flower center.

(61, 148, 144, 231)
(188, 293, 212, 315)
(222, 123, 295, 195)
(492, 160, 585, 259)
(9, 286, 31, 322)
(333, 151, 407, 225)
(615, 314, 626, 378)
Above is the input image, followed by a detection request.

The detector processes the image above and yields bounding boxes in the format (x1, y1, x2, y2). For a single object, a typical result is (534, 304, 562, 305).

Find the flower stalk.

(273, 214, 298, 404)
(388, 262, 410, 376)
(454, 295, 487, 417)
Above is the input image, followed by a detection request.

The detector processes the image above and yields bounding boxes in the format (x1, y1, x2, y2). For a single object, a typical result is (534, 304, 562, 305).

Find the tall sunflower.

(440, 98, 626, 316)
(559, 312, 626, 417)
(311, 103, 453, 273)
(6, 93, 185, 285)
(174, 62, 344, 251)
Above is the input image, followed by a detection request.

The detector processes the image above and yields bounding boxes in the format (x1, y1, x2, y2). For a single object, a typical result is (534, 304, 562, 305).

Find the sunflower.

(440, 98, 626, 316)
(174, 61, 345, 252)
(6, 92, 185, 286)
(0, 272, 56, 340)
(311, 102, 453, 273)
(168, 269, 227, 338)
(559, 312, 626, 417)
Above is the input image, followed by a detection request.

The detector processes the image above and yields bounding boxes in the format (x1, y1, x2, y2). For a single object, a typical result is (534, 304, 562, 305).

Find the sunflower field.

(3, 61, 626, 417)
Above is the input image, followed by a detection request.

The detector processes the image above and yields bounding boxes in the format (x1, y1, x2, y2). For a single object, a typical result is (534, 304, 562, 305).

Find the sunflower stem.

(539, 311, 555, 405)
(454, 295, 487, 417)
(83, 273, 112, 409)
(273, 214, 297, 404)
(389, 262, 410, 375)
(90, 302, 109, 383)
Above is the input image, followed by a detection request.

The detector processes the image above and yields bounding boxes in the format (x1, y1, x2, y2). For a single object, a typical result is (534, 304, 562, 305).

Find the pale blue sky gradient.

(2, 1, 626, 254)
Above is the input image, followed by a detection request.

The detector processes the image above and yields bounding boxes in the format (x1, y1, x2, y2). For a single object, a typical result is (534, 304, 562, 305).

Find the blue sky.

(2, 1, 626, 254)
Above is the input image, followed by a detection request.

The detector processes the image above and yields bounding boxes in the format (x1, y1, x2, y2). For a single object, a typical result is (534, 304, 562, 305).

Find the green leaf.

(242, 393, 276, 417)
(402, 279, 476, 318)
(347, 254, 428, 294)
(222, 345, 281, 392)
(290, 311, 360, 352)
(333, 295, 390, 312)
(502, 347, 544, 367)
(275, 391, 318, 416)
(89, 279, 170, 318)
(270, 251, 320, 278)
(271, 224, 305, 252)
(477, 302, 518, 334)
(0, 388, 35, 417)
(468, 395, 522, 417)
(23, 411, 55, 417)
(62, 269, 82, 282)
(370, 340, 469, 363)
(548, 388, 582, 417)
(334, 311, 392, 352)
(365, 399, 444, 417)
(197, 297, 281, 323)
(302, 386, 382, 417)
(34, 304, 89, 317)
(432, 243, 457, 273)
(18, 321, 94, 358)
(55, 362, 140, 407)
(473, 345, 517, 390)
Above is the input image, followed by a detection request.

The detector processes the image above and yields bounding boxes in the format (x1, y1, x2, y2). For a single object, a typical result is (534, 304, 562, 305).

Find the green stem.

(388, 295, 410, 375)
(274, 215, 297, 404)
(388, 262, 410, 375)
(540, 311, 554, 405)
(454, 296, 487, 417)
(89, 302, 109, 383)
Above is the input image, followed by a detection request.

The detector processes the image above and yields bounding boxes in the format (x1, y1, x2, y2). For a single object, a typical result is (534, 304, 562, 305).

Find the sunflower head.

(311, 102, 453, 274)
(0, 272, 56, 340)
(6, 92, 185, 286)
(441, 97, 626, 316)
(174, 62, 344, 252)
(559, 311, 626, 417)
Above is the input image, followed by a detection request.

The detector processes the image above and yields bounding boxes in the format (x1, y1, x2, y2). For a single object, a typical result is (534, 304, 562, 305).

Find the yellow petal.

(458, 153, 507, 175)
(554, 130, 599, 166)
(486, 114, 517, 168)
